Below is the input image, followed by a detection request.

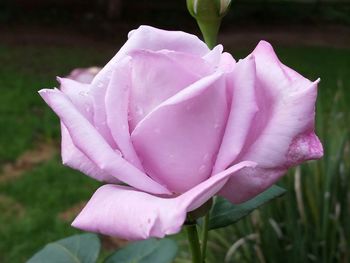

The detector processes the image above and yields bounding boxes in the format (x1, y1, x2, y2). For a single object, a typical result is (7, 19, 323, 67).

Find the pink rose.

(39, 26, 323, 240)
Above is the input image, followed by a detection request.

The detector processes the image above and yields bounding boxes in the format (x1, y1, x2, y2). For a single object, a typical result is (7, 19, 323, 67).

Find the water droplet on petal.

(79, 91, 89, 96)
(136, 106, 144, 116)
(198, 164, 207, 174)
(203, 153, 210, 162)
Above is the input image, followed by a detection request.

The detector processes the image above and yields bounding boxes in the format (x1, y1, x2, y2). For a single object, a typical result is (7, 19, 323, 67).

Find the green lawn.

(0, 43, 349, 263)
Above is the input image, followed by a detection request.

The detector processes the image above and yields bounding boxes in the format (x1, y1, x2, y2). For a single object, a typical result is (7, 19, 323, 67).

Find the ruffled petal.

(72, 161, 255, 240)
(92, 25, 210, 90)
(131, 73, 229, 193)
(220, 41, 323, 203)
(240, 41, 323, 167)
(39, 88, 171, 195)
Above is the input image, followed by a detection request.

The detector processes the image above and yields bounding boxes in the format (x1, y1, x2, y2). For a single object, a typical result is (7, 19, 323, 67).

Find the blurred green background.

(0, 0, 349, 262)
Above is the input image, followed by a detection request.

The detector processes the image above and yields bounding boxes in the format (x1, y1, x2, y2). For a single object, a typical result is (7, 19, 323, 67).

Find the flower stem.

(186, 223, 202, 263)
(200, 213, 210, 262)
(197, 18, 221, 49)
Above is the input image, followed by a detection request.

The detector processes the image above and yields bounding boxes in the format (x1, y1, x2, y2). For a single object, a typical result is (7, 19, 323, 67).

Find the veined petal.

(72, 161, 255, 240)
(39, 88, 170, 195)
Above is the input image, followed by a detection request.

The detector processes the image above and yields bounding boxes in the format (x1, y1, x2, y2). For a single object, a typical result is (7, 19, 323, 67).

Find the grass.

(0, 43, 349, 262)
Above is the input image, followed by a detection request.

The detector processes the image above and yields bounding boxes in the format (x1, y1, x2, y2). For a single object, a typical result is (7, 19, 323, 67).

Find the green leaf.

(27, 233, 100, 263)
(104, 238, 178, 263)
(209, 185, 287, 230)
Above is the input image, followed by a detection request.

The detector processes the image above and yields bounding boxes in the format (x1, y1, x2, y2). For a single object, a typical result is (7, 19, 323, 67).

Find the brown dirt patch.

(0, 141, 58, 184)
(101, 235, 129, 251)
(58, 201, 87, 222)
(0, 194, 25, 219)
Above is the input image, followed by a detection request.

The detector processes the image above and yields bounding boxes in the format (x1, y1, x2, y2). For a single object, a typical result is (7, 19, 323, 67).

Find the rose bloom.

(39, 26, 323, 240)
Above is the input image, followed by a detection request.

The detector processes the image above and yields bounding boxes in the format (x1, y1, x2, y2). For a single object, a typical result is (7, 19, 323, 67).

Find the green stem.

(197, 18, 221, 49)
(186, 223, 202, 263)
(200, 213, 210, 262)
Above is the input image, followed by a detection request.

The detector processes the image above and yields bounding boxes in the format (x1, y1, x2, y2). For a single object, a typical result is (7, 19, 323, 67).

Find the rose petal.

(39, 88, 171, 195)
(241, 41, 323, 167)
(92, 25, 210, 91)
(220, 166, 286, 203)
(105, 57, 144, 170)
(131, 73, 228, 193)
(218, 52, 236, 72)
(67, 67, 101, 84)
(72, 161, 255, 240)
(202, 44, 223, 66)
(128, 49, 212, 129)
(212, 55, 258, 174)
(58, 78, 117, 182)
(220, 41, 323, 203)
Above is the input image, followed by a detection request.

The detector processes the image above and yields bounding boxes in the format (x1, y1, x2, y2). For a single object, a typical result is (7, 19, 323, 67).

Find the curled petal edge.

(72, 161, 256, 240)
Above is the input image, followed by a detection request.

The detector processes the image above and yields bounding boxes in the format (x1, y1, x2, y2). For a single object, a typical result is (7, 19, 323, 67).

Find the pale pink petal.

(89, 81, 118, 149)
(39, 88, 171, 195)
(220, 41, 323, 203)
(72, 161, 255, 240)
(61, 125, 118, 182)
(105, 57, 144, 170)
(202, 44, 223, 66)
(240, 41, 323, 167)
(58, 78, 117, 182)
(92, 26, 210, 91)
(220, 167, 286, 203)
(67, 67, 101, 84)
(219, 52, 236, 72)
(128, 49, 212, 130)
(131, 73, 228, 193)
(212, 55, 258, 174)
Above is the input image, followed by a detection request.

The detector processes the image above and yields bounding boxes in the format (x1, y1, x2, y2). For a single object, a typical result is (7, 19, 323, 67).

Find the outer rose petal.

(92, 26, 210, 90)
(220, 41, 323, 203)
(241, 41, 323, 167)
(128, 49, 212, 129)
(105, 57, 144, 171)
(58, 78, 117, 182)
(218, 52, 236, 72)
(67, 67, 100, 84)
(131, 73, 228, 193)
(39, 88, 171, 195)
(213, 55, 258, 174)
(72, 161, 255, 240)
